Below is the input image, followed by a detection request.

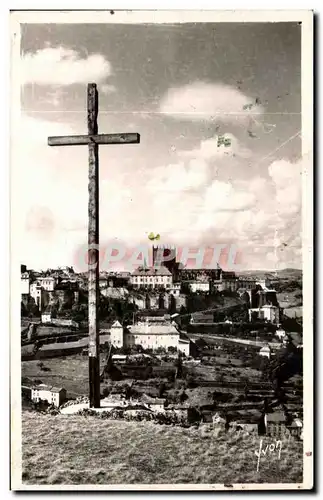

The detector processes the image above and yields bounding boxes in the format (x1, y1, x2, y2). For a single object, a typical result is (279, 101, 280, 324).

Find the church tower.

(152, 245, 177, 273)
(110, 320, 124, 348)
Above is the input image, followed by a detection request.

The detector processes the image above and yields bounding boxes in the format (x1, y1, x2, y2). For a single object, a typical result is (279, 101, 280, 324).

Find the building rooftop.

(259, 345, 271, 353)
(111, 320, 122, 328)
(266, 411, 287, 423)
(222, 272, 237, 279)
(132, 266, 172, 276)
(188, 280, 210, 285)
(51, 386, 65, 393)
(32, 384, 65, 393)
(128, 323, 179, 335)
(290, 418, 303, 428)
(112, 354, 127, 360)
(178, 338, 190, 344)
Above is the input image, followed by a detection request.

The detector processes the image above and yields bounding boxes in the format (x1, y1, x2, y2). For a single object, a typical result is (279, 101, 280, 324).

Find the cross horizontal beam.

(48, 132, 140, 147)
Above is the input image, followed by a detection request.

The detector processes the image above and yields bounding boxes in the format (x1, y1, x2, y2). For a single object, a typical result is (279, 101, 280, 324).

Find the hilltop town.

(21, 246, 303, 445)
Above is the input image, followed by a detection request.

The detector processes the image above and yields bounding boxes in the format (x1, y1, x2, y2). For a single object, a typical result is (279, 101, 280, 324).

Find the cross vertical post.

(47, 82, 140, 409)
(87, 83, 100, 408)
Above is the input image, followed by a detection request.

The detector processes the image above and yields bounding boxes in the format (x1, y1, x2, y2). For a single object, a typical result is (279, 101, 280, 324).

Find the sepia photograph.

(10, 10, 313, 490)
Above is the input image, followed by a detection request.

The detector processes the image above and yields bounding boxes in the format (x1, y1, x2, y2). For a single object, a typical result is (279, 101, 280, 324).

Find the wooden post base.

(89, 356, 100, 408)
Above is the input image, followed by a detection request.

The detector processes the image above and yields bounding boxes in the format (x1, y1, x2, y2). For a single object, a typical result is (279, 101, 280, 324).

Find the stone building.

(130, 266, 173, 289)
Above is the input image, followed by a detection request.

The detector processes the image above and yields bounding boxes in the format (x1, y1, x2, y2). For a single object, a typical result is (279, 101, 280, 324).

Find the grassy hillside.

(238, 269, 302, 280)
(21, 356, 94, 397)
(21, 411, 303, 486)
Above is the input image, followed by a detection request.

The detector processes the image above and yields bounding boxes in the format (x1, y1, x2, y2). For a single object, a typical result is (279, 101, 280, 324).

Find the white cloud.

(148, 160, 209, 193)
(15, 112, 303, 271)
(99, 84, 116, 95)
(21, 47, 112, 85)
(179, 133, 252, 160)
(269, 159, 302, 216)
(159, 81, 263, 125)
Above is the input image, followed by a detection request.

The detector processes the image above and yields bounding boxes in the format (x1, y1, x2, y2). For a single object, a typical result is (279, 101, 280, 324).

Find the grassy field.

(21, 355, 95, 396)
(21, 411, 303, 486)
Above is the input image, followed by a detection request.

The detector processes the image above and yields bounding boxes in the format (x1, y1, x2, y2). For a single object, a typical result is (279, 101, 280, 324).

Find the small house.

(287, 418, 303, 439)
(41, 312, 52, 324)
(169, 283, 181, 296)
(112, 354, 128, 364)
(31, 384, 67, 407)
(275, 327, 286, 340)
(189, 281, 210, 293)
(178, 337, 190, 357)
(259, 344, 271, 359)
(265, 411, 287, 437)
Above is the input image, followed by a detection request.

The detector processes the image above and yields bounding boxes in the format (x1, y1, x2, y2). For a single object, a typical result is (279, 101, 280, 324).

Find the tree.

(155, 346, 166, 355)
(71, 303, 87, 323)
(21, 301, 27, 317)
(179, 305, 187, 315)
(175, 354, 183, 378)
(158, 382, 166, 398)
(266, 339, 302, 392)
(179, 390, 188, 404)
(119, 346, 131, 355)
(250, 311, 259, 322)
(168, 294, 177, 315)
(158, 294, 165, 309)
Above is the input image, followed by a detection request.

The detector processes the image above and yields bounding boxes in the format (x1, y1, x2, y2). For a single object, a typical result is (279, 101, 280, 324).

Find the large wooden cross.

(48, 83, 140, 408)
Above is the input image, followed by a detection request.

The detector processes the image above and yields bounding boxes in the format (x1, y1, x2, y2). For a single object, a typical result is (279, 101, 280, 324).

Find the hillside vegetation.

(22, 411, 303, 486)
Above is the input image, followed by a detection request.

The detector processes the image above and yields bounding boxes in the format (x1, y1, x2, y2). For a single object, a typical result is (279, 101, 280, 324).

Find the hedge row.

(76, 408, 195, 427)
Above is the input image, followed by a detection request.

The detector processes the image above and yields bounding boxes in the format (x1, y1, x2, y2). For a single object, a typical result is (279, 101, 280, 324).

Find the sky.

(17, 21, 303, 272)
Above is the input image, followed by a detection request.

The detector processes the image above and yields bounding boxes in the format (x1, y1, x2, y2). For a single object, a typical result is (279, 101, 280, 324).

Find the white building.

(37, 276, 57, 291)
(109, 318, 193, 355)
(259, 345, 271, 359)
(212, 280, 224, 292)
(30, 282, 45, 310)
(110, 320, 124, 348)
(248, 305, 280, 324)
(21, 272, 31, 295)
(126, 322, 180, 350)
(130, 266, 172, 289)
(189, 281, 210, 293)
(275, 326, 287, 340)
(169, 283, 181, 296)
(41, 312, 52, 324)
(178, 337, 191, 356)
(31, 384, 67, 407)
